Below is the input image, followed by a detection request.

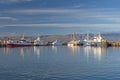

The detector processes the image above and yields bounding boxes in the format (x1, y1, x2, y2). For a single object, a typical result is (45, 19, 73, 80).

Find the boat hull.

(6, 43, 33, 47)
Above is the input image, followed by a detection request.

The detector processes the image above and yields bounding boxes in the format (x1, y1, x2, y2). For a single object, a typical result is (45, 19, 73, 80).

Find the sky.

(0, 0, 120, 36)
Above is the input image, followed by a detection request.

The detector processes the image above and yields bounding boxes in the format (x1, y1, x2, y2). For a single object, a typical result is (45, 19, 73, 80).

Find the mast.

(21, 34, 25, 40)
(86, 32, 89, 40)
(36, 34, 40, 41)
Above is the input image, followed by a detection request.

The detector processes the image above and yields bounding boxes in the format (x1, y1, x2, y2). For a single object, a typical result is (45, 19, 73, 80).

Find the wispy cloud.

(0, 23, 120, 28)
(88, 14, 120, 23)
(73, 3, 85, 8)
(0, 0, 32, 3)
(0, 17, 17, 21)
(9, 8, 116, 14)
(5, 8, 120, 24)
(9, 9, 80, 14)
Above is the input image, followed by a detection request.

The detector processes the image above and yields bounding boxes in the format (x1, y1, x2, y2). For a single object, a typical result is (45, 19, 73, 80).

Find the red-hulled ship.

(6, 35, 33, 47)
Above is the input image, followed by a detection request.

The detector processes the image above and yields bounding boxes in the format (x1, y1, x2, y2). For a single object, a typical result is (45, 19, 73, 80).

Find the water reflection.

(51, 46, 57, 53)
(19, 47, 31, 58)
(68, 46, 80, 55)
(3, 47, 11, 54)
(34, 46, 40, 58)
(20, 48, 24, 58)
(19, 47, 41, 59)
(2, 47, 41, 59)
(84, 46, 107, 61)
(1, 46, 107, 61)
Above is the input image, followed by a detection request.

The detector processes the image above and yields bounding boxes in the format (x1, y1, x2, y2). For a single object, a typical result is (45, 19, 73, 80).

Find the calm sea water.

(0, 46, 120, 80)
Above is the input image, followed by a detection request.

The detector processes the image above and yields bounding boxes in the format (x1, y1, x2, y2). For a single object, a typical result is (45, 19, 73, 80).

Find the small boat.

(52, 40, 62, 46)
(46, 40, 60, 46)
(84, 42, 97, 46)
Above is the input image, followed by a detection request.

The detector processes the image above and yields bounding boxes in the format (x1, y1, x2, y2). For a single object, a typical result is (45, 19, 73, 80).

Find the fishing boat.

(34, 36, 44, 46)
(83, 32, 103, 46)
(52, 40, 62, 46)
(46, 40, 58, 46)
(83, 33, 97, 46)
(67, 40, 80, 47)
(67, 33, 81, 47)
(93, 33, 103, 46)
(6, 35, 33, 47)
(83, 33, 92, 46)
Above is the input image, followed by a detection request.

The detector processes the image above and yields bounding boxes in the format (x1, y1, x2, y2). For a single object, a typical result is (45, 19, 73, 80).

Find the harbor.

(0, 33, 120, 48)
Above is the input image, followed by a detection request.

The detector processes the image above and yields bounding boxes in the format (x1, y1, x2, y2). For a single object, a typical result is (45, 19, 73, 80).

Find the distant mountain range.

(102, 32, 120, 41)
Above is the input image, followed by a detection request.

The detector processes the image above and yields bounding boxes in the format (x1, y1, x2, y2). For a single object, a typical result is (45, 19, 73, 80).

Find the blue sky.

(0, 0, 120, 35)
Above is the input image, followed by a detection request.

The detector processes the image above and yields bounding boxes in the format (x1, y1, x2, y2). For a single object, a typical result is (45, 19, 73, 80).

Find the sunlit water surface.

(0, 46, 120, 80)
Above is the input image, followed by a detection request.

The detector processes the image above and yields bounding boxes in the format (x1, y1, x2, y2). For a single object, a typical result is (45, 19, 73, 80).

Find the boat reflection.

(34, 46, 40, 58)
(20, 47, 41, 58)
(20, 48, 24, 58)
(3, 47, 11, 54)
(84, 46, 107, 61)
(1, 46, 107, 61)
(68, 46, 80, 55)
(2, 47, 41, 59)
(19, 47, 31, 58)
(52, 46, 57, 53)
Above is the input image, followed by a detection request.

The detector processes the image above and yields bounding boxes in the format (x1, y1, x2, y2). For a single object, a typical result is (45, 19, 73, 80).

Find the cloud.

(0, 17, 17, 21)
(5, 8, 120, 24)
(88, 14, 120, 23)
(9, 8, 116, 14)
(0, 0, 32, 3)
(73, 3, 85, 8)
(9, 9, 80, 14)
(0, 23, 120, 28)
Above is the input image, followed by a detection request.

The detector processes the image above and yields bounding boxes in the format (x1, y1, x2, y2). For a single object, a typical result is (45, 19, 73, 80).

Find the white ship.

(93, 33, 103, 46)
(67, 33, 81, 47)
(83, 33, 103, 46)
(34, 36, 44, 46)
